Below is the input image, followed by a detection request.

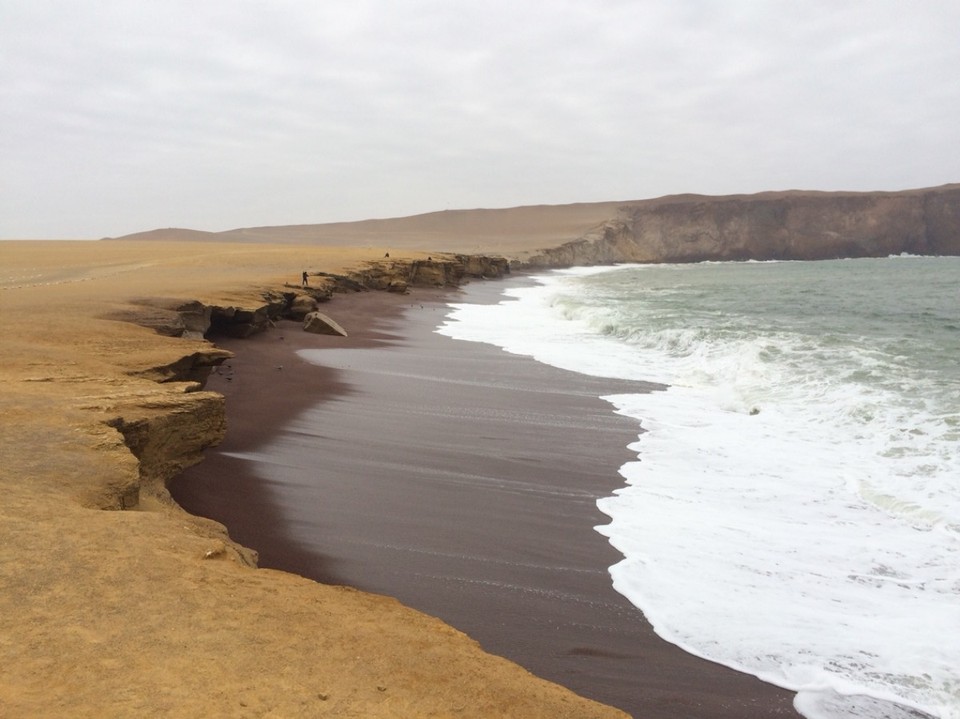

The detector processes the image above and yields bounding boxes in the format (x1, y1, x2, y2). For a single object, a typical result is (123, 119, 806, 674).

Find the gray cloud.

(2, 0, 958, 237)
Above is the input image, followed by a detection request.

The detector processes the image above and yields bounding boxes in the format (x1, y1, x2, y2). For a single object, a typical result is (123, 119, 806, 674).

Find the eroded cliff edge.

(519, 184, 960, 267)
(108, 254, 511, 515)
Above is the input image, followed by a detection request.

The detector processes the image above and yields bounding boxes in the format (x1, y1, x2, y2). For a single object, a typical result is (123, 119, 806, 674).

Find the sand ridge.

(0, 239, 626, 718)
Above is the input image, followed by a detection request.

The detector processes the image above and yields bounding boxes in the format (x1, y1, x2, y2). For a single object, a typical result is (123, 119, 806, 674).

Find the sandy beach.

(171, 281, 799, 718)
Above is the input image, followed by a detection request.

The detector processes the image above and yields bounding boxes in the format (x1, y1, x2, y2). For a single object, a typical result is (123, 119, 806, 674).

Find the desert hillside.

(114, 184, 960, 264)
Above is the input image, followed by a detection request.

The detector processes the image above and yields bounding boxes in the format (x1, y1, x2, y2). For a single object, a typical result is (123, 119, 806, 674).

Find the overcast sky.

(2, 1, 958, 238)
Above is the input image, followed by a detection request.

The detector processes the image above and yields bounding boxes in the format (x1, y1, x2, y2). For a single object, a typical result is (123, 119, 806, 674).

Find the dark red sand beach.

(171, 280, 800, 718)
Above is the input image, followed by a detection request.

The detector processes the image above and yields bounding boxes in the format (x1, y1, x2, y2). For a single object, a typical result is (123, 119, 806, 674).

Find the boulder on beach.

(303, 311, 348, 336)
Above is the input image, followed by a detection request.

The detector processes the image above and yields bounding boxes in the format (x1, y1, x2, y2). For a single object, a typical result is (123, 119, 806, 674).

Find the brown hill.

(116, 202, 629, 256)
(115, 184, 960, 265)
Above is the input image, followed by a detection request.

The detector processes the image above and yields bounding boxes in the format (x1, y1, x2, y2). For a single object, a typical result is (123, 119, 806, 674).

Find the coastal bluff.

(521, 184, 960, 267)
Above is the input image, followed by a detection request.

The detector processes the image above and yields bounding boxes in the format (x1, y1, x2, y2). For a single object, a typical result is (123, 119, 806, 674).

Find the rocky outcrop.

(520, 184, 960, 267)
(133, 347, 234, 385)
(303, 311, 348, 336)
(347, 254, 511, 293)
(110, 299, 214, 340)
(106, 392, 230, 509)
(119, 256, 509, 345)
(208, 294, 286, 338)
(287, 294, 319, 320)
(455, 254, 511, 279)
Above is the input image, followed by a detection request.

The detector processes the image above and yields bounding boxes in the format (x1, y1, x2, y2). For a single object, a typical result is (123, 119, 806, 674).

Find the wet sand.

(172, 279, 800, 718)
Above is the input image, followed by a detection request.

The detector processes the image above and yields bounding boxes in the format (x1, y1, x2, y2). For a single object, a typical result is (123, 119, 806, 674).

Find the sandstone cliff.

(520, 184, 960, 267)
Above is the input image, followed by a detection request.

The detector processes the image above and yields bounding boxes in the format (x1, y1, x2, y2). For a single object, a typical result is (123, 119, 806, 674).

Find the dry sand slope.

(0, 239, 626, 718)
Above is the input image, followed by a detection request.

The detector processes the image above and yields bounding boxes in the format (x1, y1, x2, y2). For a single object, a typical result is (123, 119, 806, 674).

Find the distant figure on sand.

(301, 271, 308, 287)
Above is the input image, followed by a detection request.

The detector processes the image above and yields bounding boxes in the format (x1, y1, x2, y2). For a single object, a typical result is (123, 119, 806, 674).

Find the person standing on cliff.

(301, 271, 308, 287)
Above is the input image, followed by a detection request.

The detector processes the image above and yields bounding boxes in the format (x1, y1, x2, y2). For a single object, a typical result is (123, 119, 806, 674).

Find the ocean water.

(437, 256, 960, 719)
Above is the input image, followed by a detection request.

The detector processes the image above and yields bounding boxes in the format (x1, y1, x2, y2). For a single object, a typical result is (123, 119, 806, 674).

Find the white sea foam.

(437, 259, 960, 719)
